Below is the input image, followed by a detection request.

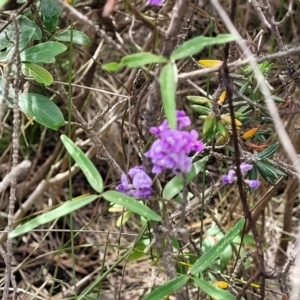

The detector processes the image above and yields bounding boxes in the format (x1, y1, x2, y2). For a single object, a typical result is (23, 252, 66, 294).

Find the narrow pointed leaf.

(102, 191, 161, 221)
(61, 135, 103, 193)
(19, 93, 65, 130)
(102, 62, 122, 71)
(255, 161, 278, 183)
(256, 160, 286, 179)
(163, 156, 209, 200)
(120, 52, 168, 68)
(191, 218, 245, 275)
(142, 275, 189, 300)
(9, 195, 98, 238)
(192, 278, 234, 300)
(170, 34, 236, 61)
(160, 63, 177, 128)
(257, 142, 279, 159)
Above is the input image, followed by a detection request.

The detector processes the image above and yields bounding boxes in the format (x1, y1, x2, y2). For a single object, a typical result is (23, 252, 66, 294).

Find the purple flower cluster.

(116, 111, 204, 198)
(145, 110, 205, 174)
(116, 166, 152, 199)
(149, 0, 163, 5)
(222, 162, 260, 189)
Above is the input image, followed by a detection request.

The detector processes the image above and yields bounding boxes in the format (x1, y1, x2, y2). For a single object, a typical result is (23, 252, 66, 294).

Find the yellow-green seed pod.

(217, 121, 228, 138)
(186, 95, 210, 105)
(191, 104, 212, 115)
(221, 114, 242, 127)
(203, 111, 217, 135)
(216, 135, 229, 146)
(234, 112, 244, 118)
(217, 90, 227, 105)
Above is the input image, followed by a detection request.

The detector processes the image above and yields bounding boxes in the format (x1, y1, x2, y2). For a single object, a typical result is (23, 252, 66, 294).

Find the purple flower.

(244, 179, 260, 189)
(149, 0, 162, 5)
(240, 162, 253, 175)
(176, 110, 191, 129)
(116, 166, 152, 199)
(145, 111, 205, 174)
(222, 169, 237, 184)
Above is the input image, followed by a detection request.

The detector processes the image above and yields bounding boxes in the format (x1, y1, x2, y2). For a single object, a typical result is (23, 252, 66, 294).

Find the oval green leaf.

(257, 142, 279, 160)
(18, 15, 42, 41)
(160, 63, 177, 129)
(40, 0, 61, 32)
(19, 93, 65, 130)
(0, 27, 36, 62)
(9, 195, 98, 238)
(61, 135, 103, 193)
(170, 34, 236, 61)
(20, 41, 67, 63)
(192, 278, 234, 300)
(142, 275, 189, 300)
(102, 191, 161, 221)
(22, 63, 53, 85)
(191, 218, 245, 275)
(54, 30, 91, 46)
(163, 156, 209, 200)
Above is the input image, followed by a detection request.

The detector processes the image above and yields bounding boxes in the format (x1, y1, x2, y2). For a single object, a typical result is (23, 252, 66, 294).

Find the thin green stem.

(67, 5, 76, 299)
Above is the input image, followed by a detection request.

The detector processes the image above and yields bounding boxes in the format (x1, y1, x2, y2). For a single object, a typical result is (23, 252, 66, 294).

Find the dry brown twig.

(54, 0, 126, 56)
(1, 13, 21, 300)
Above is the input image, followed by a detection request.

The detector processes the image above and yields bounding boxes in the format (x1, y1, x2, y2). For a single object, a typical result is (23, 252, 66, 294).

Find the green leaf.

(61, 135, 104, 193)
(54, 30, 91, 46)
(192, 278, 234, 300)
(170, 34, 236, 61)
(219, 244, 232, 266)
(142, 275, 189, 300)
(186, 95, 210, 105)
(18, 15, 42, 41)
(247, 165, 257, 180)
(191, 104, 212, 115)
(256, 160, 286, 177)
(102, 191, 161, 221)
(116, 210, 133, 227)
(19, 93, 65, 130)
(160, 63, 177, 128)
(120, 52, 168, 68)
(40, 0, 61, 32)
(102, 62, 121, 72)
(0, 27, 36, 62)
(128, 238, 150, 261)
(22, 63, 53, 85)
(0, 0, 8, 9)
(20, 42, 67, 63)
(191, 218, 245, 275)
(255, 160, 285, 185)
(102, 52, 168, 71)
(163, 156, 209, 200)
(9, 195, 98, 238)
(257, 142, 279, 159)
